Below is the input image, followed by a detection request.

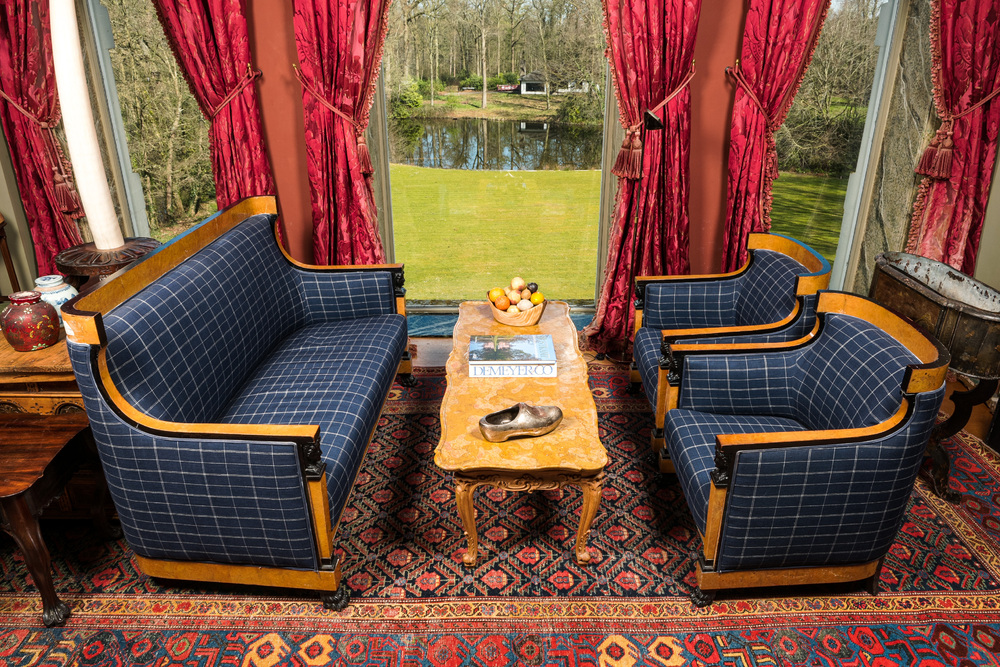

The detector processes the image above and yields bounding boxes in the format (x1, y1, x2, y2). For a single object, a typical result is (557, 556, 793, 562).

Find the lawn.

(390, 164, 601, 302)
(769, 171, 848, 263)
(391, 165, 846, 302)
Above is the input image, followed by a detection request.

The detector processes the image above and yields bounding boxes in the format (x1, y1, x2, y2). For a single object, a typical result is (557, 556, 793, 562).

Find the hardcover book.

(467, 334, 557, 378)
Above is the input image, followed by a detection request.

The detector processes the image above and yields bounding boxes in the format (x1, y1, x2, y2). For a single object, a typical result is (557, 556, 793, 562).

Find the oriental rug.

(2, 360, 1000, 666)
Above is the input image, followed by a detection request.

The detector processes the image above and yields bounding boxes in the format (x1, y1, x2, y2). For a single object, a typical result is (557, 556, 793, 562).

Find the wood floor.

(410, 338, 997, 443)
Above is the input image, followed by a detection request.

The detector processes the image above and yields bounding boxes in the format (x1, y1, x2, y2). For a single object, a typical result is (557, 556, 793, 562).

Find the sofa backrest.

(734, 249, 807, 326)
(102, 214, 307, 423)
(794, 312, 919, 431)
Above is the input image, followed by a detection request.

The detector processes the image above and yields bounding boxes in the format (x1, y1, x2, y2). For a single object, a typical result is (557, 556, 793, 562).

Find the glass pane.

(102, 0, 216, 244)
(384, 0, 606, 305)
(770, 0, 884, 264)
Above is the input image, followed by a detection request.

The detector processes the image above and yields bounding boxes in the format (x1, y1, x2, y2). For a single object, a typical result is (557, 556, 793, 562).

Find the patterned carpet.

(2, 360, 1000, 665)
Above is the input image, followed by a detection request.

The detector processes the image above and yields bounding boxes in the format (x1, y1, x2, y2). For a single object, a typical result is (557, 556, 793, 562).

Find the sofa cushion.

(220, 314, 408, 526)
(104, 214, 305, 424)
(665, 409, 805, 532)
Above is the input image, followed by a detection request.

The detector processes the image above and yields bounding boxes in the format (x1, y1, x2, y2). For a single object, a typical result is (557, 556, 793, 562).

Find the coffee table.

(435, 301, 607, 566)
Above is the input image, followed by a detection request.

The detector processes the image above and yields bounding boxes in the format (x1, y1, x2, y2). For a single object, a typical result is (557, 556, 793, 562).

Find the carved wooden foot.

(926, 437, 961, 502)
(2, 496, 70, 626)
(690, 587, 715, 607)
(321, 586, 350, 611)
(398, 373, 418, 388)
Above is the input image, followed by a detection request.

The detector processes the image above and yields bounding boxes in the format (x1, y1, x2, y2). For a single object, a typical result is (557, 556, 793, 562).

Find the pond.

(389, 117, 603, 171)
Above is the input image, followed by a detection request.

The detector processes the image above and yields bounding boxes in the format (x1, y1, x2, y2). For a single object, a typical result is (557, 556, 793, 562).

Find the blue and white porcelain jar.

(33, 275, 78, 325)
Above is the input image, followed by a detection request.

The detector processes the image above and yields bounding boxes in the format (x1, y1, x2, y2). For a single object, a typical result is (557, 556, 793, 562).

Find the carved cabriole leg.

(454, 477, 481, 566)
(926, 378, 999, 502)
(574, 472, 604, 565)
(1, 496, 70, 627)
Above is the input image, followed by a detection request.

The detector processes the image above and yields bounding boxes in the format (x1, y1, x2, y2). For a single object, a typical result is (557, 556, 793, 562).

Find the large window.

(382, 0, 607, 305)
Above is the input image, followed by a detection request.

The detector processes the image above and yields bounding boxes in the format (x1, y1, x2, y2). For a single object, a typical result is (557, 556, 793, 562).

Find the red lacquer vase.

(1, 291, 60, 352)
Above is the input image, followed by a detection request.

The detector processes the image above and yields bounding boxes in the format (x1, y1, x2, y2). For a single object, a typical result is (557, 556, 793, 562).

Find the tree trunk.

(431, 26, 438, 105)
(402, 19, 411, 80)
(480, 23, 488, 108)
(537, 19, 549, 110)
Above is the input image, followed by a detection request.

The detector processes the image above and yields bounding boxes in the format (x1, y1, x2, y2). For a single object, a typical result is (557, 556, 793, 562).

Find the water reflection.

(389, 117, 602, 170)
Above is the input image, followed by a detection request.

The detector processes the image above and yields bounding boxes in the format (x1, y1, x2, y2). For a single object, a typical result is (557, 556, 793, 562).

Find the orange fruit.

(488, 287, 504, 302)
(530, 292, 544, 305)
(494, 295, 510, 310)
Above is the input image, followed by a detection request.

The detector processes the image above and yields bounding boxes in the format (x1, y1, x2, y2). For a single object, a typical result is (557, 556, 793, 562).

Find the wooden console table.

(0, 334, 102, 518)
(1, 412, 90, 626)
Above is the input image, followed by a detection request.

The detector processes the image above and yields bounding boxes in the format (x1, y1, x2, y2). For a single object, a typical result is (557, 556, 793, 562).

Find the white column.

(49, 0, 124, 250)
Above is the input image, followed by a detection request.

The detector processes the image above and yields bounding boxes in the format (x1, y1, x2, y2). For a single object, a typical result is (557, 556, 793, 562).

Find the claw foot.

(42, 600, 70, 627)
(321, 586, 351, 611)
(690, 588, 715, 608)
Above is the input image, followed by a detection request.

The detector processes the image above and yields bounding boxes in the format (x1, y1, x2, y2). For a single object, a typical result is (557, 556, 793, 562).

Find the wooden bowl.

(488, 295, 546, 326)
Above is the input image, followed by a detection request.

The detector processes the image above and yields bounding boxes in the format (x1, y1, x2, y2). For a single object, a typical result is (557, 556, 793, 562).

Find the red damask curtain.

(906, 0, 1000, 274)
(720, 0, 829, 271)
(154, 0, 274, 210)
(292, 0, 390, 265)
(583, 0, 701, 354)
(0, 0, 82, 277)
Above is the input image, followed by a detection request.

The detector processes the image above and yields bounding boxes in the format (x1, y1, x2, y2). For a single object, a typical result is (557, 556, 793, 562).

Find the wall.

(0, 131, 35, 295)
(246, 0, 314, 263)
(687, 1, 745, 274)
(975, 158, 1000, 290)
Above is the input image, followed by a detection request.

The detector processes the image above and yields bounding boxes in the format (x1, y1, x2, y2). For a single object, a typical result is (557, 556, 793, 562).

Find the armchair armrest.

(635, 274, 744, 331)
(701, 386, 944, 571)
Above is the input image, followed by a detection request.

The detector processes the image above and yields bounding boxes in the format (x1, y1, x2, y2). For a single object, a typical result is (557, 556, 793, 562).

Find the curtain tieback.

(0, 88, 83, 218)
(209, 65, 262, 118)
(293, 65, 373, 175)
(916, 85, 1000, 180)
(612, 63, 696, 181)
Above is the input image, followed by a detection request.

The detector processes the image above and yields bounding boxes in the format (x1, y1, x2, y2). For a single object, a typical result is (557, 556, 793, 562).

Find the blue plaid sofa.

(61, 196, 410, 610)
(663, 292, 949, 605)
(632, 233, 831, 456)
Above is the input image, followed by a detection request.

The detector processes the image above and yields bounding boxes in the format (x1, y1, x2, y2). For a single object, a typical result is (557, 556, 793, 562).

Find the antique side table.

(436, 301, 608, 566)
(1, 412, 90, 626)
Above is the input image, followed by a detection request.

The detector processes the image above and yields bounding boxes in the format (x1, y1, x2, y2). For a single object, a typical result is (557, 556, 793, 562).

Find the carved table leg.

(1, 496, 70, 626)
(926, 378, 999, 502)
(454, 477, 480, 566)
(574, 473, 604, 565)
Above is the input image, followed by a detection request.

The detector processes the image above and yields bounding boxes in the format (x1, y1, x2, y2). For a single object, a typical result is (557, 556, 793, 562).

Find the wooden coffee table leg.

(454, 477, 480, 566)
(574, 472, 604, 565)
(1, 496, 70, 626)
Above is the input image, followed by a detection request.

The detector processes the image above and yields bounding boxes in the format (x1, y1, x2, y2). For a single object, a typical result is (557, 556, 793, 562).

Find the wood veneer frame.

(60, 195, 410, 603)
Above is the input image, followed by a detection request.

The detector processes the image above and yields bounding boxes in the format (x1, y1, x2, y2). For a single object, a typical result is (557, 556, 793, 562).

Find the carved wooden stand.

(454, 470, 604, 566)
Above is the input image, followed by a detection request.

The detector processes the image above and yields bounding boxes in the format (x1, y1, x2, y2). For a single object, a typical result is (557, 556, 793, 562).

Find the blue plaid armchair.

(61, 196, 410, 610)
(632, 233, 831, 454)
(663, 292, 949, 605)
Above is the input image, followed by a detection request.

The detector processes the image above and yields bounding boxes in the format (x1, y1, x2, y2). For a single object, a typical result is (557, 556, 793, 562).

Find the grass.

(390, 164, 601, 302)
(392, 167, 847, 302)
(769, 172, 848, 263)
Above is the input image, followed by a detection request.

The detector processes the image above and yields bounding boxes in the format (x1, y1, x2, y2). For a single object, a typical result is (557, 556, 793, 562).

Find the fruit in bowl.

(488, 277, 546, 326)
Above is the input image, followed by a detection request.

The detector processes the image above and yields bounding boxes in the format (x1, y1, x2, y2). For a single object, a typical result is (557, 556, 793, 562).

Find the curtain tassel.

(916, 119, 954, 179)
(356, 131, 374, 175)
(612, 125, 642, 179)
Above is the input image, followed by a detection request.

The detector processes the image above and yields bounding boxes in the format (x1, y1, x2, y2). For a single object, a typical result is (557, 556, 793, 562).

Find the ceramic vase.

(1, 291, 60, 351)
(33, 274, 78, 325)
